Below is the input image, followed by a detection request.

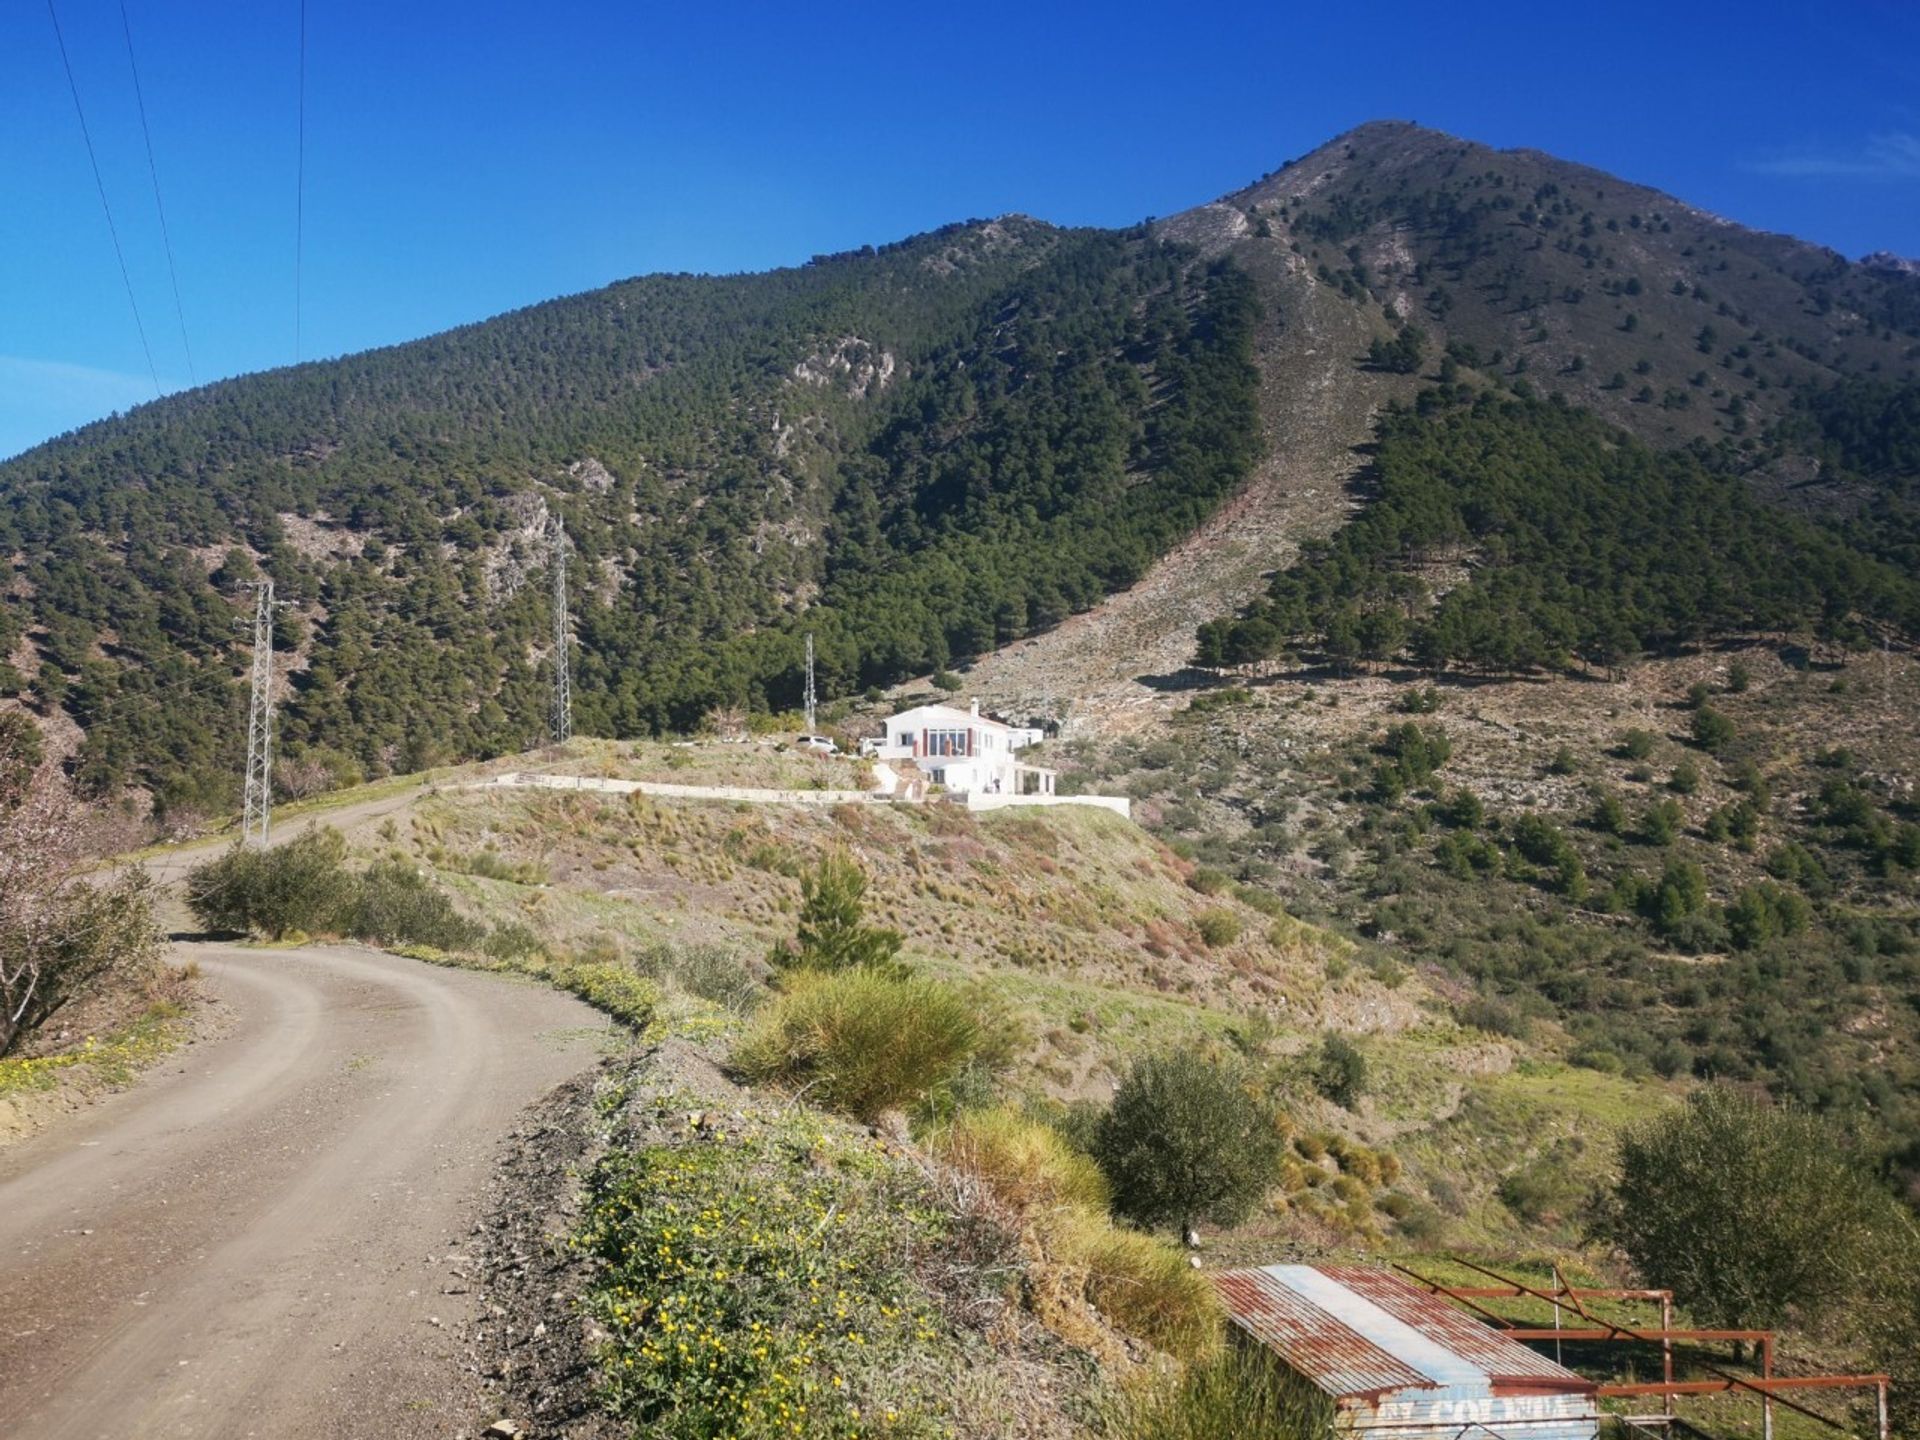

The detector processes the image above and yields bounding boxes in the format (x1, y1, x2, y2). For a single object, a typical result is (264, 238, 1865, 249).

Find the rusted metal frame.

(1498, 1329, 1770, 1344)
(1391, 1263, 1531, 1330)
(1448, 1258, 1642, 1344)
(1601, 1376, 1889, 1440)
(1441, 1288, 1674, 1301)
(1600, 1377, 1890, 1395)
(1434, 1262, 1881, 1440)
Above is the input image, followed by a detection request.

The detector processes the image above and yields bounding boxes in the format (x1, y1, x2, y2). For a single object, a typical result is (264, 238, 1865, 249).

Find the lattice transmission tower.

(550, 516, 572, 744)
(240, 580, 287, 845)
(804, 632, 817, 735)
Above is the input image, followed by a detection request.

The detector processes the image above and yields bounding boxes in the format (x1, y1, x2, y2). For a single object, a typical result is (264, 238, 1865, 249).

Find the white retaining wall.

(962, 792, 1131, 818)
(483, 772, 1131, 820)
(486, 773, 879, 805)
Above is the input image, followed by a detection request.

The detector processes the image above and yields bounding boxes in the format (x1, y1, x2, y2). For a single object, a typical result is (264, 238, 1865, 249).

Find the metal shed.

(1213, 1264, 1601, 1440)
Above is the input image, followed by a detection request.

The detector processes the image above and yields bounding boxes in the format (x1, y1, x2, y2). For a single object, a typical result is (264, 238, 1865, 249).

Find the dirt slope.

(958, 224, 1412, 733)
(0, 942, 611, 1439)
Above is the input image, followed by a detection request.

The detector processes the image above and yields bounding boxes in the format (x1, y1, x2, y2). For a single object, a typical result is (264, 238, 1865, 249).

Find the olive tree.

(1094, 1051, 1282, 1234)
(1596, 1086, 1917, 1329)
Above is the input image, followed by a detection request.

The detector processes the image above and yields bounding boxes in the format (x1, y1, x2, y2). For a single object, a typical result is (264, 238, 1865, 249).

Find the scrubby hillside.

(8, 119, 1919, 824)
(1054, 643, 1920, 1188)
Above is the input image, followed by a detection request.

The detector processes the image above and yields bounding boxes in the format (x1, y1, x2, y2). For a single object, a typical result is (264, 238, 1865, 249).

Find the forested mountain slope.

(4, 120, 1918, 821)
(0, 220, 1259, 815)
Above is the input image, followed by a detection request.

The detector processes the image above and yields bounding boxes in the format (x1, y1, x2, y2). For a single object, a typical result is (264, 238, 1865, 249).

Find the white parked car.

(796, 734, 839, 756)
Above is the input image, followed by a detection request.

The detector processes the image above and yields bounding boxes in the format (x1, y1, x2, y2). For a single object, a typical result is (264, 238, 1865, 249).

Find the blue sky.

(4, 0, 1918, 460)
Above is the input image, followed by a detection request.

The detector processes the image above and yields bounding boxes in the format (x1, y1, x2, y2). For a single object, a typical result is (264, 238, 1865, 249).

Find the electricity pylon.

(550, 516, 572, 744)
(804, 632, 817, 735)
(240, 580, 287, 845)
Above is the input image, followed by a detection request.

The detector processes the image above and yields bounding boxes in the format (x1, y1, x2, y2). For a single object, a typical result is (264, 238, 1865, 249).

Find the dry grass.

(929, 1107, 1111, 1213)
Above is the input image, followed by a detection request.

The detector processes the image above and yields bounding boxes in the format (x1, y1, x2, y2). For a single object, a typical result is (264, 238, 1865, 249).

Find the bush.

(1312, 1034, 1369, 1108)
(1596, 1086, 1919, 1329)
(1196, 910, 1242, 947)
(1639, 799, 1683, 846)
(1725, 882, 1811, 951)
(931, 670, 964, 692)
(1620, 729, 1657, 761)
(1094, 1051, 1282, 1233)
(186, 828, 352, 939)
(634, 941, 763, 1012)
(1187, 866, 1230, 895)
(339, 858, 484, 949)
(933, 1106, 1111, 1213)
(187, 830, 486, 951)
(732, 969, 993, 1121)
(1, 736, 163, 1056)
(1103, 1345, 1334, 1440)
(551, 962, 662, 1029)
(1691, 706, 1737, 753)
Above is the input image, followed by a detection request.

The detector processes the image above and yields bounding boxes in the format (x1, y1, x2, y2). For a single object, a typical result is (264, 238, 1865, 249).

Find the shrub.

(1045, 1208, 1222, 1361)
(576, 1100, 953, 1439)
(732, 969, 991, 1121)
(482, 923, 544, 960)
(1195, 910, 1242, 947)
(1187, 866, 1230, 895)
(552, 963, 662, 1029)
(775, 853, 904, 976)
(1312, 1034, 1368, 1109)
(1103, 1345, 1335, 1440)
(635, 941, 763, 1012)
(1095, 1051, 1282, 1233)
(339, 858, 484, 949)
(1639, 799, 1683, 846)
(932, 1106, 1111, 1213)
(1548, 746, 1578, 776)
(1, 736, 162, 1056)
(1596, 1086, 1919, 1329)
(1725, 882, 1811, 951)
(931, 670, 964, 692)
(1668, 761, 1701, 795)
(1691, 706, 1737, 753)
(1234, 886, 1289, 918)
(1620, 728, 1657, 761)
(186, 828, 352, 939)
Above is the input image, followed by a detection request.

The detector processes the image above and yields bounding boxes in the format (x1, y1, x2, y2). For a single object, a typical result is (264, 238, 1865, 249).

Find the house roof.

(1212, 1265, 1596, 1403)
(885, 702, 1011, 731)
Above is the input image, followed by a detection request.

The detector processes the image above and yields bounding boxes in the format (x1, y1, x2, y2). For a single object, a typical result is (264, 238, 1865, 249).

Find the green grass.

(0, 1000, 192, 1099)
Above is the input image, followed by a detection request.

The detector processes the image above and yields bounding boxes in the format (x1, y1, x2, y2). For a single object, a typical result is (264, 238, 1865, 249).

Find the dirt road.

(0, 942, 613, 1438)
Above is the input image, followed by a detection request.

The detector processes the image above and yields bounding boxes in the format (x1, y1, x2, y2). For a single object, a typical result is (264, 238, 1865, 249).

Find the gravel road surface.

(0, 942, 610, 1438)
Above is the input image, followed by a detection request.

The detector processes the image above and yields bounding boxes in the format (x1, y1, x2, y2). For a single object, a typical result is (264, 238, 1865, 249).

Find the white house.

(862, 699, 1056, 797)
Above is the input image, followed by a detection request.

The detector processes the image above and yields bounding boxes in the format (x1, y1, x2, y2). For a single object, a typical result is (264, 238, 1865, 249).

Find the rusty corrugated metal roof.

(1214, 1267, 1433, 1401)
(1212, 1265, 1596, 1402)
(1325, 1265, 1596, 1393)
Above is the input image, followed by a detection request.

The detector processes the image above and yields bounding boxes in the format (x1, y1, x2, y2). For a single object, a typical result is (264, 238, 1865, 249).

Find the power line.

(117, 0, 194, 386)
(46, 0, 161, 398)
(293, 0, 307, 362)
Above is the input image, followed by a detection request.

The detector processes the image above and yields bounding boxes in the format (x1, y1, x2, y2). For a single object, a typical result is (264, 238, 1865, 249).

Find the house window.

(925, 728, 969, 757)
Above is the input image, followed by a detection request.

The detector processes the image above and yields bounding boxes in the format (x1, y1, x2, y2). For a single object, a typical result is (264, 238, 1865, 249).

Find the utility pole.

(549, 516, 572, 745)
(240, 580, 287, 845)
(804, 632, 817, 735)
